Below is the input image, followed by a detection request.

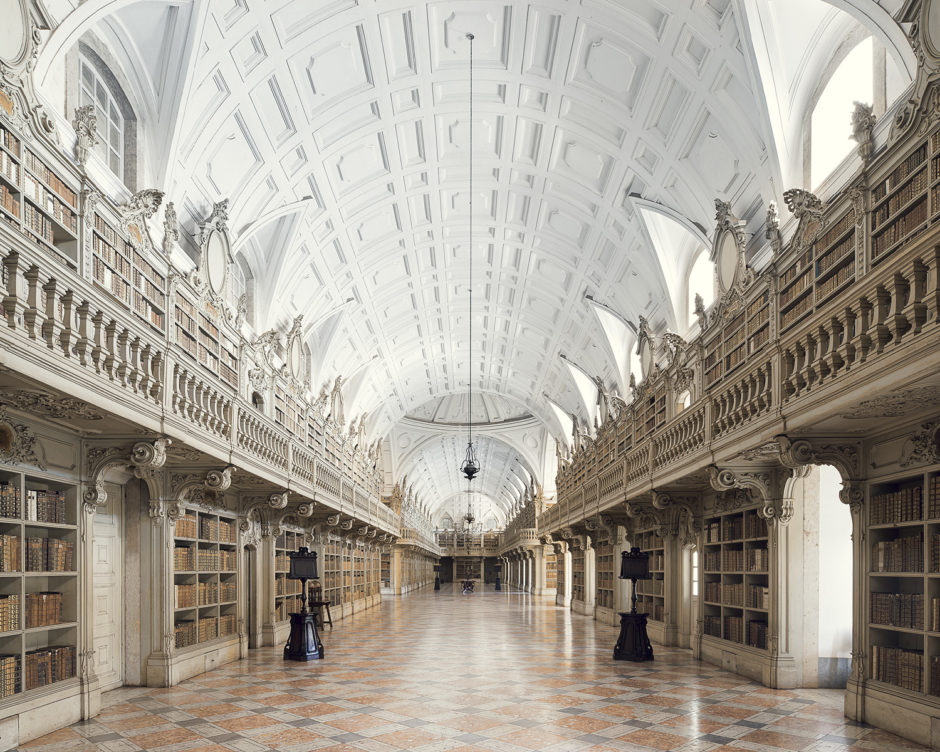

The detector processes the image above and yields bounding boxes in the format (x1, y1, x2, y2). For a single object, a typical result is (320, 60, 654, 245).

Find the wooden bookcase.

(545, 552, 557, 591)
(173, 291, 239, 389)
(380, 551, 390, 588)
(870, 130, 935, 263)
(864, 470, 940, 696)
(321, 539, 343, 607)
(702, 283, 773, 389)
(702, 507, 768, 649)
(172, 508, 238, 649)
(595, 537, 614, 610)
(0, 467, 78, 699)
(274, 530, 303, 623)
(91, 211, 166, 332)
(274, 387, 303, 436)
(634, 528, 665, 623)
(570, 548, 585, 602)
(0, 122, 78, 266)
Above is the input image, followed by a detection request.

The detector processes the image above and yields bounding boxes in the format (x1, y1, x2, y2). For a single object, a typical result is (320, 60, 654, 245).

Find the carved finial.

(694, 292, 707, 331)
(765, 202, 782, 254)
(783, 188, 824, 220)
(163, 201, 179, 255)
(72, 105, 98, 170)
(851, 101, 876, 162)
(119, 189, 164, 221)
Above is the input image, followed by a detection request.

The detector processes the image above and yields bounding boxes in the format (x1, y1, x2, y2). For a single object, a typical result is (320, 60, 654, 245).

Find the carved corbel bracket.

(651, 489, 671, 510)
(268, 491, 289, 510)
(84, 443, 134, 514)
(0, 406, 45, 471)
(205, 465, 237, 493)
(339, 518, 354, 531)
(776, 434, 865, 511)
(708, 464, 798, 526)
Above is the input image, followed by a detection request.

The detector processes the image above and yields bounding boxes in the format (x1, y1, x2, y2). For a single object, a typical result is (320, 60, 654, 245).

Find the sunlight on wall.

(811, 37, 873, 187)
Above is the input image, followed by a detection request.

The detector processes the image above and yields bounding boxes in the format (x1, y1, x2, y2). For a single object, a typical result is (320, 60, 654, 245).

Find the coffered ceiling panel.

(68, 0, 896, 519)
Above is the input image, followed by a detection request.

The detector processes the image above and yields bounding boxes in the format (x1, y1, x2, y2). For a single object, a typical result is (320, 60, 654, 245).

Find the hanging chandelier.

(459, 32, 480, 484)
(464, 488, 475, 527)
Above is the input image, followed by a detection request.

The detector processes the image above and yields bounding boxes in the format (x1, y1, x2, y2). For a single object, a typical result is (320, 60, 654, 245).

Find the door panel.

(93, 481, 124, 690)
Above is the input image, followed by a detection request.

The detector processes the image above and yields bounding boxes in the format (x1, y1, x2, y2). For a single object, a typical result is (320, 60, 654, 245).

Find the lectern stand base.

(613, 612, 654, 662)
(284, 611, 324, 661)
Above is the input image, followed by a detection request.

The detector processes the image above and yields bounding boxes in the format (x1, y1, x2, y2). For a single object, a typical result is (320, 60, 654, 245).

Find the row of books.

(22, 174, 77, 232)
(704, 551, 721, 571)
(275, 576, 302, 596)
(872, 645, 923, 692)
(0, 535, 20, 572)
(871, 486, 923, 525)
(219, 614, 236, 637)
(131, 291, 166, 330)
(25, 489, 67, 524)
(704, 614, 721, 638)
(25, 591, 63, 628)
(174, 546, 195, 571)
(198, 580, 218, 606)
(0, 185, 17, 220)
(816, 262, 854, 300)
(872, 196, 927, 259)
(24, 645, 75, 690)
(873, 143, 927, 201)
(0, 151, 17, 187)
(747, 548, 769, 572)
(0, 654, 18, 698)
(931, 533, 940, 574)
(174, 620, 197, 648)
(636, 579, 663, 596)
(0, 483, 18, 521)
(872, 534, 923, 573)
(746, 584, 769, 610)
(26, 537, 74, 572)
(0, 126, 20, 156)
(0, 594, 18, 632)
(724, 615, 745, 643)
(928, 476, 940, 520)
(22, 202, 56, 246)
(780, 292, 814, 329)
(275, 597, 301, 621)
(748, 620, 768, 649)
(23, 150, 77, 208)
(174, 583, 196, 609)
(871, 592, 924, 630)
(175, 513, 197, 539)
(871, 166, 928, 229)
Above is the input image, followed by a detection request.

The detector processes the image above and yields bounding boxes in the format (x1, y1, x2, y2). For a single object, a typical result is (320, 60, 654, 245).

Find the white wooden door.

(92, 481, 124, 691)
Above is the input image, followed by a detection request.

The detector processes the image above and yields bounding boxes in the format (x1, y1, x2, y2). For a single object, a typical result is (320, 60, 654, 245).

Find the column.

(259, 527, 278, 646)
(585, 536, 596, 609)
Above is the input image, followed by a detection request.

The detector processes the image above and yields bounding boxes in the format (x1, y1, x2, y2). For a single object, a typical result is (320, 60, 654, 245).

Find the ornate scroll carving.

(0, 406, 45, 469)
(851, 102, 876, 162)
(900, 421, 940, 468)
(71, 105, 97, 170)
(117, 189, 163, 251)
(268, 491, 289, 509)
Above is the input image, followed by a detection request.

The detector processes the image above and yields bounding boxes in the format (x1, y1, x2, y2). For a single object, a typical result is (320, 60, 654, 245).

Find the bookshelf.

(864, 471, 940, 696)
(701, 507, 768, 649)
(595, 537, 614, 610)
(274, 530, 303, 623)
(0, 122, 78, 266)
(870, 132, 933, 263)
(172, 508, 238, 649)
(91, 212, 166, 331)
(173, 291, 239, 389)
(322, 539, 343, 607)
(0, 468, 78, 699)
(274, 387, 303, 436)
(634, 528, 665, 623)
(571, 548, 585, 603)
(545, 552, 557, 591)
(380, 551, 390, 588)
(931, 129, 940, 227)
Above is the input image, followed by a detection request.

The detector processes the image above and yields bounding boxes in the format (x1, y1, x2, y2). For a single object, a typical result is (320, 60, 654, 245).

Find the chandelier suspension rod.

(467, 31, 474, 451)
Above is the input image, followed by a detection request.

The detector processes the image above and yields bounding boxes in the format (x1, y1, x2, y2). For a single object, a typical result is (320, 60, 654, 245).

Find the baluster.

(150, 350, 163, 402)
(90, 312, 105, 372)
(781, 348, 796, 399)
(138, 344, 151, 397)
(74, 301, 91, 365)
(103, 319, 117, 378)
(902, 259, 928, 335)
(856, 297, 873, 362)
(816, 324, 831, 383)
(793, 342, 807, 395)
(22, 264, 41, 338)
(888, 271, 912, 344)
(926, 244, 940, 327)
(41, 278, 58, 349)
(126, 337, 141, 391)
(58, 290, 75, 357)
(828, 315, 845, 377)
(1, 251, 23, 329)
(872, 285, 893, 354)
(115, 330, 130, 386)
(802, 332, 818, 391)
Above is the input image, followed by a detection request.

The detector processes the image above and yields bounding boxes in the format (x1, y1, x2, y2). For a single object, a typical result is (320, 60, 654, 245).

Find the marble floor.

(22, 585, 927, 752)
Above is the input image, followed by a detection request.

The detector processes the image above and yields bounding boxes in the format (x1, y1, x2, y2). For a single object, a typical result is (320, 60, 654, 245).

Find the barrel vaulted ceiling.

(35, 0, 914, 521)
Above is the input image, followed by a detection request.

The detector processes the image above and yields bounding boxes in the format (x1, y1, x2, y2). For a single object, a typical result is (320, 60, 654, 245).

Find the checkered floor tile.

(20, 585, 927, 751)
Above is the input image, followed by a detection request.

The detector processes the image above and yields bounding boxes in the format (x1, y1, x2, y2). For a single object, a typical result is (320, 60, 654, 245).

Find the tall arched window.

(80, 54, 124, 177)
(810, 38, 874, 187)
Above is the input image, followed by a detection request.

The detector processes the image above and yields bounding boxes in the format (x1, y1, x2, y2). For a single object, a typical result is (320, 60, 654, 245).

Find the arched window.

(810, 38, 873, 187)
(80, 54, 124, 177)
(687, 249, 714, 328)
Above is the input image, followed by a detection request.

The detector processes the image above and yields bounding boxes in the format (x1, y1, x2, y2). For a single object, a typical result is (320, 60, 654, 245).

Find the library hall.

(0, 0, 940, 750)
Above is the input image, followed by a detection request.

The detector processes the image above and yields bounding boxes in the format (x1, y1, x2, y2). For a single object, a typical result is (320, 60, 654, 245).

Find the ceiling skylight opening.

(810, 37, 874, 189)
